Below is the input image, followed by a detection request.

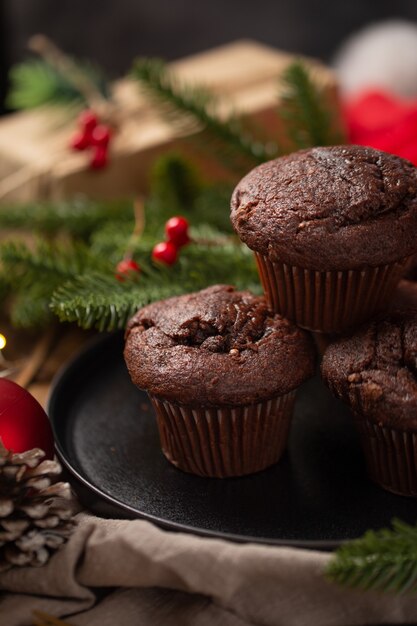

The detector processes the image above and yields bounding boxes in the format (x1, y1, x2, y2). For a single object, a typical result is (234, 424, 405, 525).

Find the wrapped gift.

(0, 40, 338, 201)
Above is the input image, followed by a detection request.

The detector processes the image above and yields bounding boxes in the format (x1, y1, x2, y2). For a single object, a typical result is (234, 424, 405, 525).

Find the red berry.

(165, 216, 190, 247)
(152, 241, 178, 266)
(70, 130, 91, 151)
(115, 259, 141, 282)
(70, 109, 99, 151)
(0, 379, 55, 458)
(79, 109, 98, 132)
(91, 124, 111, 148)
(90, 145, 108, 169)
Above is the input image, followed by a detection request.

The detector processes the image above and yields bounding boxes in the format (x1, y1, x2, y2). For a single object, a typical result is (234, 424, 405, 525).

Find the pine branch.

(10, 284, 57, 328)
(326, 519, 417, 594)
(51, 242, 259, 331)
(51, 271, 179, 332)
(279, 60, 345, 149)
(90, 222, 134, 261)
(193, 184, 234, 233)
(0, 199, 133, 240)
(150, 152, 202, 214)
(146, 153, 233, 234)
(0, 159, 240, 330)
(0, 274, 9, 304)
(7, 58, 109, 110)
(0, 240, 105, 279)
(132, 58, 275, 172)
(0, 240, 109, 327)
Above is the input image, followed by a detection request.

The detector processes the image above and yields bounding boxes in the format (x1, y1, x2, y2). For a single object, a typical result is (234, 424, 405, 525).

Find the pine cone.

(0, 439, 76, 571)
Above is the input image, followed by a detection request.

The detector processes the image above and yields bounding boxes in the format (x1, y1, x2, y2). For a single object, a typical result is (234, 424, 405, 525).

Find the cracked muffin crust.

(321, 309, 417, 427)
(124, 285, 315, 407)
(231, 145, 417, 271)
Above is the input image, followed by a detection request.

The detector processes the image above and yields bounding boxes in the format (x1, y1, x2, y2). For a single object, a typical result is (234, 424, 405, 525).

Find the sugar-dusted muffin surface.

(231, 145, 417, 270)
(124, 285, 314, 406)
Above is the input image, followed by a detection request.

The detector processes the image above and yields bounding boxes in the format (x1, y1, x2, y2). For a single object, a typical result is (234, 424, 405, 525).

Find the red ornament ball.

(0, 379, 54, 458)
(115, 258, 141, 282)
(152, 241, 178, 266)
(165, 216, 190, 247)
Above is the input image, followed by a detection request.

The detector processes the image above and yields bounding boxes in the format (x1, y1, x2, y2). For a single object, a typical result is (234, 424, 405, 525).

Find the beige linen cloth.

(1, 512, 417, 626)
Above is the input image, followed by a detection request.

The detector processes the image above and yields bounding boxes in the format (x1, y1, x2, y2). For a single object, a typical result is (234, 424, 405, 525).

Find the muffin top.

(321, 309, 417, 427)
(124, 285, 314, 407)
(231, 145, 417, 271)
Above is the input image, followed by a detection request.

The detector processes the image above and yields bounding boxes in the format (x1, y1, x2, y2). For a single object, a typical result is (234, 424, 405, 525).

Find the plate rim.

(47, 331, 347, 550)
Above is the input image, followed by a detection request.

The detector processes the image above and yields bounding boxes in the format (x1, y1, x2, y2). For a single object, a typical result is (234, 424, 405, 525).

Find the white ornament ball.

(334, 20, 417, 97)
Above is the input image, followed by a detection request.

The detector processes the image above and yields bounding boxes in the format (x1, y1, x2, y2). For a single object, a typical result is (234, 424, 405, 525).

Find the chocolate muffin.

(403, 253, 417, 281)
(392, 280, 417, 311)
(322, 309, 417, 496)
(124, 285, 314, 478)
(231, 145, 417, 333)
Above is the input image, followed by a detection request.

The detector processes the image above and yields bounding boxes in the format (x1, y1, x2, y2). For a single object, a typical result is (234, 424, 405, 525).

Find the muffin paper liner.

(149, 391, 296, 478)
(354, 416, 417, 497)
(255, 253, 408, 333)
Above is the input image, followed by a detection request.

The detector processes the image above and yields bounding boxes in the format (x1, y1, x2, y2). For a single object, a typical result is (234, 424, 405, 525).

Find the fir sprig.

(279, 60, 344, 149)
(0, 275, 9, 304)
(7, 59, 109, 110)
(326, 519, 417, 594)
(0, 240, 108, 327)
(150, 152, 202, 214)
(132, 58, 276, 172)
(0, 150, 258, 331)
(0, 240, 104, 279)
(0, 198, 133, 239)
(50, 242, 259, 331)
(146, 153, 233, 234)
(51, 272, 178, 332)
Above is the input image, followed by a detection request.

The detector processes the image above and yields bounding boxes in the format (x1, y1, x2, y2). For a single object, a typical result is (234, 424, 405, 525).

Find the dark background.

(1, 0, 417, 107)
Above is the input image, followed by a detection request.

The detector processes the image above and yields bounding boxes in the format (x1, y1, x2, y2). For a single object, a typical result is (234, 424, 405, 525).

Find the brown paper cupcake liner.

(255, 253, 408, 333)
(149, 391, 296, 478)
(354, 416, 417, 497)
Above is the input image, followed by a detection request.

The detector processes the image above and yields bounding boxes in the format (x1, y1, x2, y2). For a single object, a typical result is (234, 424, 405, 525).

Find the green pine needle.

(280, 60, 345, 149)
(7, 58, 109, 110)
(10, 283, 57, 328)
(132, 57, 275, 172)
(51, 271, 179, 332)
(0, 239, 109, 327)
(0, 198, 133, 239)
(150, 152, 202, 213)
(145, 153, 234, 235)
(90, 222, 134, 261)
(193, 184, 235, 233)
(0, 155, 248, 331)
(326, 519, 417, 595)
(0, 239, 105, 279)
(0, 275, 9, 304)
(50, 242, 259, 332)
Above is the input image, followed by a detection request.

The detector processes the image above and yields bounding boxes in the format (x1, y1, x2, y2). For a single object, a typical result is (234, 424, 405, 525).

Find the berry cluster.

(70, 110, 112, 169)
(152, 216, 190, 265)
(115, 216, 190, 281)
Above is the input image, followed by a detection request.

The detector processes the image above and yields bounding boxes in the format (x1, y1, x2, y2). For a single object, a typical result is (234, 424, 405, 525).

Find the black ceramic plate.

(48, 332, 417, 549)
